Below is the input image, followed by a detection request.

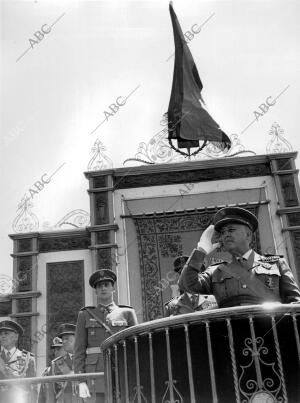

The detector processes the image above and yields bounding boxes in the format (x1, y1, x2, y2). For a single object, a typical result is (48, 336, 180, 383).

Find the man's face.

(0, 330, 18, 349)
(95, 280, 114, 299)
(62, 334, 75, 354)
(218, 223, 252, 254)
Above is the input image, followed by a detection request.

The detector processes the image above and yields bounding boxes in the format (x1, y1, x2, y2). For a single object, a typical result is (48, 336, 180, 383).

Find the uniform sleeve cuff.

(186, 249, 206, 271)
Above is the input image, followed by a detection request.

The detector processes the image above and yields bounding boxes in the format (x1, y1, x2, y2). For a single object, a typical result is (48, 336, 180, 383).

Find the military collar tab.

(258, 255, 283, 263)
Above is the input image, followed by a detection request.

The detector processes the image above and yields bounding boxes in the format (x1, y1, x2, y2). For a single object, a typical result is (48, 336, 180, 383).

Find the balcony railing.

(1, 304, 299, 402)
(0, 372, 104, 402)
(102, 303, 300, 403)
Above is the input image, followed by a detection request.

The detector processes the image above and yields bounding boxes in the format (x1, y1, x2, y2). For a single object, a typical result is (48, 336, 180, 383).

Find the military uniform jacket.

(178, 249, 300, 308)
(0, 347, 36, 403)
(49, 354, 80, 403)
(0, 347, 36, 379)
(164, 292, 217, 316)
(74, 302, 138, 392)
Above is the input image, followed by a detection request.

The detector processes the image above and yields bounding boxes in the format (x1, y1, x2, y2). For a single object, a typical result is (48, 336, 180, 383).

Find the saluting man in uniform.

(74, 269, 138, 403)
(0, 319, 36, 403)
(38, 336, 66, 403)
(165, 255, 217, 316)
(50, 323, 80, 403)
(179, 207, 300, 308)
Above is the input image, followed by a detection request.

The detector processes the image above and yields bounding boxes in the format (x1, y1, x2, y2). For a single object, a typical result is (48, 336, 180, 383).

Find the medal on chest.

(266, 276, 275, 288)
(16, 356, 25, 372)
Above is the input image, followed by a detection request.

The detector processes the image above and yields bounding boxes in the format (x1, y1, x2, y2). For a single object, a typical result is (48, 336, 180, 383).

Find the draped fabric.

(167, 3, 231, 150)
(133, 208, 260, 321)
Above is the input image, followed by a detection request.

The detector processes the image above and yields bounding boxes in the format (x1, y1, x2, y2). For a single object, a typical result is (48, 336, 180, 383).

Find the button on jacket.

(74, 302, 138, 393)
(178, 249, 300, 308)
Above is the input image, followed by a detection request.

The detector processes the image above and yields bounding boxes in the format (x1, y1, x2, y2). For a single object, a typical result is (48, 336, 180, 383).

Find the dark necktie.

(6, 351, 11, 362)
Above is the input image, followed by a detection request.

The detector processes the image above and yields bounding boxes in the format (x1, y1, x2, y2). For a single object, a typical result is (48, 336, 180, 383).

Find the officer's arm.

(278, 259, 300, 303)
(74, 311, 87, 374)
(128, 309, 138, 326)
(178, 249, 212, 294)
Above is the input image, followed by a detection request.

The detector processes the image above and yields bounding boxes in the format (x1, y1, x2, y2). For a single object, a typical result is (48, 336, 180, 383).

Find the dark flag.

(167, 2, 231, 153)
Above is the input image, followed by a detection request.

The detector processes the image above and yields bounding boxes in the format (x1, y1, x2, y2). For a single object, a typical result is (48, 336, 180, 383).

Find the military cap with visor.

(213, 207, 258, 233)
(58, 323, 76, 337)
(0, 320, 24, 336)
(89, 269, 117, 288)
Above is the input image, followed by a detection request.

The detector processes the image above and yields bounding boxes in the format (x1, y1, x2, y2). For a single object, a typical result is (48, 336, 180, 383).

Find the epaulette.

(22, 349, 34, 357)
(259, 255, 283, 263)
(80, 305, 96, 311)
(210, 261, 227, 267)
(118, 304, 133, 309)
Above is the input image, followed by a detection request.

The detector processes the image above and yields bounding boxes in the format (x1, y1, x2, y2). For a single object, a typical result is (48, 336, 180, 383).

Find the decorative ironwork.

(43, 209, 90, 230)
(12, 196, 39, 233)
(123, 126, 180, 165)
(193, 133, 255, 160)
(162, 381, 183, 403)
(123, 132, 255, 165)
(266, 123, 292, 154)
(87, 139, 113, 171)
(238, 336, 283, 402)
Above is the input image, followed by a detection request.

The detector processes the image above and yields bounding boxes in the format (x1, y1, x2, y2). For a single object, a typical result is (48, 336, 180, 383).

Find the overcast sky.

(1, 0, 300, 280)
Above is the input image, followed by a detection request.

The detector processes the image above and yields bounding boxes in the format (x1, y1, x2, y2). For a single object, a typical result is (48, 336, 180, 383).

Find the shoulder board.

(259, 255, 283, 263)
(22, 349, 34, 357)
(209, 261, 227, 267)
(118, 304, 133, 309)
(80, 305, 96, 311)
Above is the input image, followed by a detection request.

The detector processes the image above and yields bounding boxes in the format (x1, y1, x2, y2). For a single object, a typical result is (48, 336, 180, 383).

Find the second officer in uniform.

(74, 269, 138, 402)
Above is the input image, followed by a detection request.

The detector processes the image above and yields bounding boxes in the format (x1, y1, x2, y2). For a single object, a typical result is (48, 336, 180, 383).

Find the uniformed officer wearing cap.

(38, 336, 66, 403)
(179, 207, 300, 308)
(74, 269, 138, 403)
(164, 256, 217, 316)
(0, 319, 36, 403)
(48, 324, 80, 403)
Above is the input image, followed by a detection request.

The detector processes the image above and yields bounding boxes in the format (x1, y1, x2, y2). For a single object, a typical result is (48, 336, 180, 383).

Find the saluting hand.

(197, 225, 220, 254)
